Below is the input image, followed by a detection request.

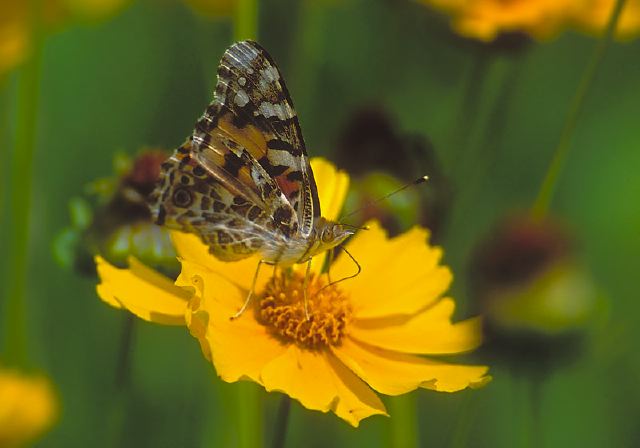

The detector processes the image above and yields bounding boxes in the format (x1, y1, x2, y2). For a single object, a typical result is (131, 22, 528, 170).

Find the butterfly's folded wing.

(149, 40, 320, 262)
(194, 40, 320, 237)
(149, 140, 290, 261)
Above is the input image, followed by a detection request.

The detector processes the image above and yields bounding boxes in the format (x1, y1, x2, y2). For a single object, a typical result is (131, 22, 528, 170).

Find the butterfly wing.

(149, 140, 290, 261)
(194, 40, 320, 237)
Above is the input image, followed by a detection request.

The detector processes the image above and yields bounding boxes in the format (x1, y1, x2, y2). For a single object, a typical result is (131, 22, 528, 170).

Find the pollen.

(258, 271, 352, 349)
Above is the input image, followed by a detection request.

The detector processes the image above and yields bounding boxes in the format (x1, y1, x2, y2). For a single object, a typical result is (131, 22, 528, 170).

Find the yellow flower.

(0, 368, 58, 447)
(569, 0, 640, 40)
(96, 158, 490, 426)
(422, 0, 640, 41)
(422, 0, 573, 42)
(0, 0, 130, 76)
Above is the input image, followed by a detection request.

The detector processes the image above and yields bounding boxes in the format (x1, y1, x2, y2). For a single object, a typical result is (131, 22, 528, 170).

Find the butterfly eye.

(173, 188, 193, 208)
(321, 227, 334, 243)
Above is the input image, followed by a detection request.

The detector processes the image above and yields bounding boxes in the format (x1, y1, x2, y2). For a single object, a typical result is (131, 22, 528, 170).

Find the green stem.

(448, 393, 476, 448)
(532, 0, 627, 218)
(234, 382, 263, 448)
(448, 47, 493, 172)
(388, 394, 418, 448)
(114, 314, 136, 390)
(271, 395, 291, 448)
(234, 0, 259, 41)
(2, 0, 43, 367)
(528, 377, 543, 448)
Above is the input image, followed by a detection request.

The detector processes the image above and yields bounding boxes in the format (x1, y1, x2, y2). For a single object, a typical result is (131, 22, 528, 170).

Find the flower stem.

(2, 0, 43, 367)
(388, 394, 418, 448)
(115, 314, 136, 390)
(447, 47, 493, 172)
(234, 382, 263, 448)
(532, 0, 627, 218)
(234, 0, 259, 41)
(448, 393, 476, 448)
(271, 395, 291, 448)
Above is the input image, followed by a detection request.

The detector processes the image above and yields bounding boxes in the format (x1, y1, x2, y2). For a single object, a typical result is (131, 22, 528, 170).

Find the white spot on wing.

(235, 89, 250, 107)
(258, 101, 291, 120)
(238, 77, 247, 86)
(261, 66, 280, 83)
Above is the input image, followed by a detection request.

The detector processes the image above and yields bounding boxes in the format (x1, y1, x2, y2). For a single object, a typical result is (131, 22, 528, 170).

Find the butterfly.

(148, 40, 354, 319)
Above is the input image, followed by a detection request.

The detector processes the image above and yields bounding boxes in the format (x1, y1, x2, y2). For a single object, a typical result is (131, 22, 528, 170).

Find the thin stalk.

(448, 47, 493, 172)
(532, 0, 628, 218)
(234, 382, 263, 448)
(2, 0, 43, 367)
(448, 393, 476, 448)
(271, 395, 291, 448)
(528, 377, 543, 448)
(114, 314, 136, 390)
(234, 0, 259, 41)
(388, 394, 418, 448)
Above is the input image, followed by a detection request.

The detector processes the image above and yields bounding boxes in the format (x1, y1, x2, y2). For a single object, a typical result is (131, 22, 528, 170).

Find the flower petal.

(181, 264, 286, 382)
(350, 298, 482, 355)
(95, 256, 191, 325)
(308, 158, 350, 275)
(311, 157, 349, 222)
(333, 338, 490, 396)
(332, 221, 452, 319)
(260, 346, 387, 426)
(172, 230, 272, 294)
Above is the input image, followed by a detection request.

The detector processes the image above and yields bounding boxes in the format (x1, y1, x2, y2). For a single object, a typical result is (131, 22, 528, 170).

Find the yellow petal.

(308, 158, 350, 275)
(172, 230, 268, 290)
(181, 266, 286, 382)
(95, 256, 191, 325)
(260, 346, 337, 410)
(260, 346, 387, 426)
(310, 157, 350, 222)
(332, 221, 452, 319)
(333, 338, 490, 396)
(350, 298, 482, 355)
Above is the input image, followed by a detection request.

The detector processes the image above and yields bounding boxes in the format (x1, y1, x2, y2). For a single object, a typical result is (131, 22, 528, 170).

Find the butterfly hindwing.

(149, 140, 292, 260)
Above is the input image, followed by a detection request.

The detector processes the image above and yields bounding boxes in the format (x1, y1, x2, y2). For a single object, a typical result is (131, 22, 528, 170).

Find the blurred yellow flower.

(0, 368, 58, 447)
(0, 0, 130, 76)
(421, 0, 640, 42)
(569, 0, 640, 39)
(96, 158, 489, 426)
(422, 0, 572, 41)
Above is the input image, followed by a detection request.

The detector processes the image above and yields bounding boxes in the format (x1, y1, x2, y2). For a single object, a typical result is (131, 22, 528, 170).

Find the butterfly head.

(305, 218, 355, 259)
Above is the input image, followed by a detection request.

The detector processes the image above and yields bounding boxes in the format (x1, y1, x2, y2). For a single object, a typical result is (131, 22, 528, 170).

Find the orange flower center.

(258, 271, 352, 349)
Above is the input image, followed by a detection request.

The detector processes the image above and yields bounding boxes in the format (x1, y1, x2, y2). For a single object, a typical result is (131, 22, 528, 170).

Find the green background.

(1, 0, 639, 446)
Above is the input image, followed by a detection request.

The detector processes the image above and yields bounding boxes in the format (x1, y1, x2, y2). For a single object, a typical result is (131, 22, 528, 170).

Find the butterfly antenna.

(339, 175, 429, 221)
(341, 223, 370, 231)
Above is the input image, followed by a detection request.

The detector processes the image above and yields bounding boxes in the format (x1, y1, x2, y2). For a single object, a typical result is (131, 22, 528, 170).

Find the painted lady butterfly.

(149, 41, 354, 318)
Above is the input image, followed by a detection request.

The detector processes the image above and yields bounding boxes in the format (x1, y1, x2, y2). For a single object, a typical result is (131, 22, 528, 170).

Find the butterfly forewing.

(195, 40, 320, 236)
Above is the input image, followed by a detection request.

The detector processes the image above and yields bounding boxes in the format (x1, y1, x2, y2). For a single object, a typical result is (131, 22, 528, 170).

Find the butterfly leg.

(231, 259, 265, 320)
(303, 258, 312, 321)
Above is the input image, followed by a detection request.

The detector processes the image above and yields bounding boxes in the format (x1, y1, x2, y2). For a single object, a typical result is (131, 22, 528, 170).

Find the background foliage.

(1, 0, 639, 446)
